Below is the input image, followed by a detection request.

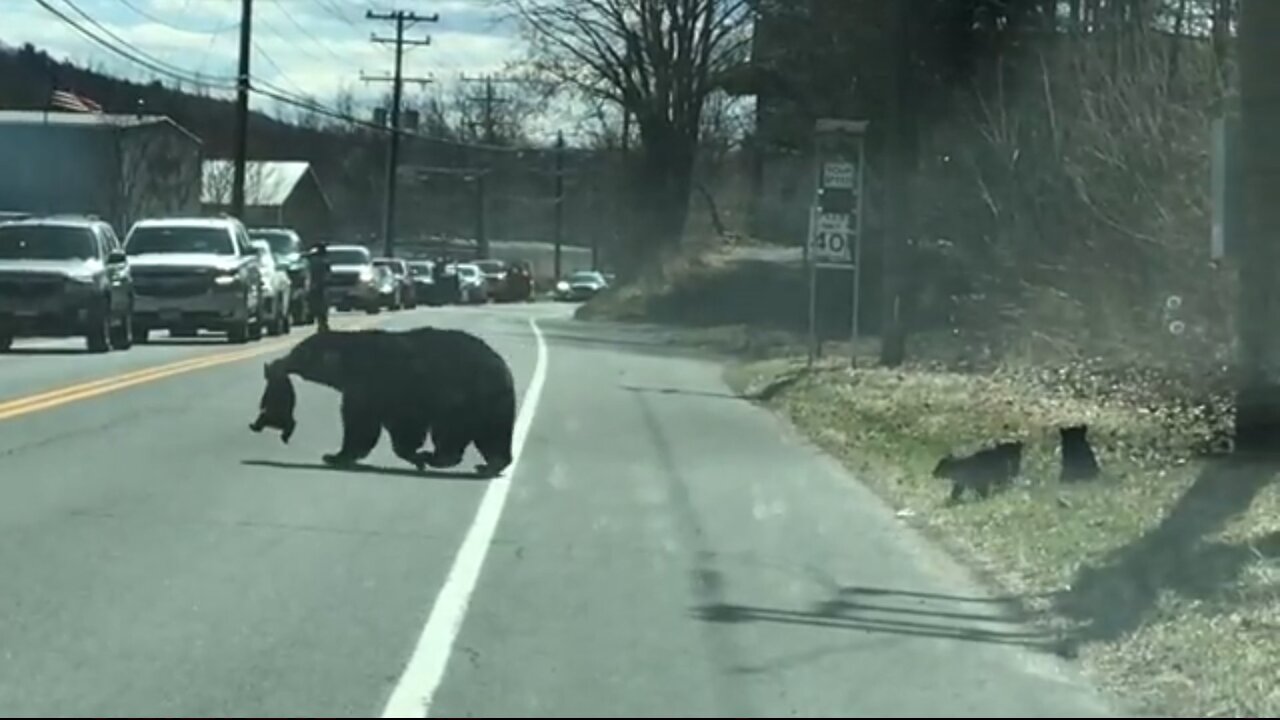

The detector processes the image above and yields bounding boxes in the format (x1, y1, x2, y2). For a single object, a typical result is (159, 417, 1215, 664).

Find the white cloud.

(6, 0, 527, 113)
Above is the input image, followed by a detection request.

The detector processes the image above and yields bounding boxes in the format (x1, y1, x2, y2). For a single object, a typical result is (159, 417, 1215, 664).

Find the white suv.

(124, 217, 264, 344)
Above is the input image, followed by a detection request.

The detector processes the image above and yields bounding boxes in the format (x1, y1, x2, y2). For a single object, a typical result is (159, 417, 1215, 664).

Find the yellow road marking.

(0, 317, 382, 421)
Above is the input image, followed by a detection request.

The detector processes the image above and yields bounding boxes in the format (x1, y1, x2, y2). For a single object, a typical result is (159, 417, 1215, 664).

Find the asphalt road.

(0, 303, 1123, 718)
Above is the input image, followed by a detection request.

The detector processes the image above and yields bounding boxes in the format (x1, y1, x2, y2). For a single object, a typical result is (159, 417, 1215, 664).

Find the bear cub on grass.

(253, 327, 517, 477)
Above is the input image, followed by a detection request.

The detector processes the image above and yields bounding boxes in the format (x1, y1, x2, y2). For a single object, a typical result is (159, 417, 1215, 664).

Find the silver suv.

(0, 215, 135, 352)
(124, 217, 264, 344)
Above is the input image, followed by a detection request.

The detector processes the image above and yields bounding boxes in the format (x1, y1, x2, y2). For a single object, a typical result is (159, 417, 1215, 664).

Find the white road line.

(380, 317, 549, 719)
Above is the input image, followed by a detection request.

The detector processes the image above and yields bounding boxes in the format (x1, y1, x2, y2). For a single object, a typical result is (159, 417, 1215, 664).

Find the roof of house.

(201, 160, 326, 209)
(0, 110, 201, 143)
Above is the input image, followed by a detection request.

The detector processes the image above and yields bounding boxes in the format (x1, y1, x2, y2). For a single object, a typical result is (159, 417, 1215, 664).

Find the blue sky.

(6, 0, 523, 113)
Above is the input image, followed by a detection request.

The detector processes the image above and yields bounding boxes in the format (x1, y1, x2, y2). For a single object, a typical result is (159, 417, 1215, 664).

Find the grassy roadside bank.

(724, 357, 1280, 718)
(578, 242, 1280, 716)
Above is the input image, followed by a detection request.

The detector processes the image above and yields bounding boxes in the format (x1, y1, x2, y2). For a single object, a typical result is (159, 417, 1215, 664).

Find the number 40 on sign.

(810, 211, 853, 264)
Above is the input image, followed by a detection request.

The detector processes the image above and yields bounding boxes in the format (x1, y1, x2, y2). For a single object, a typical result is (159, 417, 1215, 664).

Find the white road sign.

(822, 161, 856, 190)
(810, 211, 853, 264)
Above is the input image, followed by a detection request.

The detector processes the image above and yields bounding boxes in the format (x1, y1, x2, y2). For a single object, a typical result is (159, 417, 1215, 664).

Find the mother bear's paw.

(322, 453, 359, 468)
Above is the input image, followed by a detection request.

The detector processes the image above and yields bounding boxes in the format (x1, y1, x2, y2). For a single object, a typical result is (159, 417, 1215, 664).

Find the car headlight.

(359, 267, 374, 283)
(556, 280, 569, 293)
(64, 272, 97, 285)
(214, 272, 238, 286)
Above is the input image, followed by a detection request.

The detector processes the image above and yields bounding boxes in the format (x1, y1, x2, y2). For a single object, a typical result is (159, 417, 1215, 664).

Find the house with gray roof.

(0, 110, 202, 233)
(201, 160, 333, 244)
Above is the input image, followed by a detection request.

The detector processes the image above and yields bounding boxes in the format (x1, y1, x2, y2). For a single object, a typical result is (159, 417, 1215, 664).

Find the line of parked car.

(0, 212, 581, 354)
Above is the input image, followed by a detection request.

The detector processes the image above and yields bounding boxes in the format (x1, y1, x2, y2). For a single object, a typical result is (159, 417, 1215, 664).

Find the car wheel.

(133, 324, 150, 344)
(85, 309, 111, 353)
(248, 317, 264, 341)
(280, 310, 292, 335)
(110, 311, 133, 350)
(266, 306, 282, 337)
(366, 301, 381, 315)
(0, 333, 12, 352)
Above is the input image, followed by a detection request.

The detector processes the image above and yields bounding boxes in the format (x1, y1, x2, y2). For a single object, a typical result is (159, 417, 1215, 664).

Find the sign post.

(807, 119, 868, 367)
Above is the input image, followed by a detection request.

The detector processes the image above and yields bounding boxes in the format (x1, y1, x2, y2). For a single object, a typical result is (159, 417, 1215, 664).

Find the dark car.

(249, 227, 311, 325)
(374, 257, 415, 309)
(473, 259, 512, 301)
(406, 260, 443, 306)
(0, 216, 135, 352)
(504, 260, 535, 302)
(554, 270, 609, 302)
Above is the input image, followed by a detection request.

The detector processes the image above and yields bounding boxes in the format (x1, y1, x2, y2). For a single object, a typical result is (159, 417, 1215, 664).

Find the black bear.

(933, 440, 1023, 503)
(1059, 424, 1101, 482)
(249, 363, 297, 443)
(264, 327, 516, 476)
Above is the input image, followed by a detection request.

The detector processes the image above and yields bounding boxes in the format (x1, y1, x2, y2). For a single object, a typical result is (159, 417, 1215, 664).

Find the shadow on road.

(621, 384, 744, 401)
(241, 458, 490, 481)
(3, 347, 93, 355)
(694, 576, 1057, 651)
(1055, 456, 1280, 651)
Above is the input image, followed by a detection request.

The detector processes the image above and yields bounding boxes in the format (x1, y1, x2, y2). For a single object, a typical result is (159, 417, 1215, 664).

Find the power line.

(111, 0, 239, 33)
(34, 0, 236, 91)
(58, 0, 238, 85)
(264, 0, 351, 65)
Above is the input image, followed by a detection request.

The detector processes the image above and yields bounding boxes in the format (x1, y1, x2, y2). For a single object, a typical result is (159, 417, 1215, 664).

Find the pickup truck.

(124, 217, 264, 344)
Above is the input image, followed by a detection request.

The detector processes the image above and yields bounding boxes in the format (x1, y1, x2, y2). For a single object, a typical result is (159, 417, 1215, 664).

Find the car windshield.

(0, 225, 97, 260)
(456, 265, 479, 278)
(249, 230, 299, 257)
(127, 226, 234, 255)
(474, 260, 506, 273)
(374, 259, 404, 273)
(571, 271, 605, 284)
(408, 263, 433, 276)
(326, 248, 371, 265)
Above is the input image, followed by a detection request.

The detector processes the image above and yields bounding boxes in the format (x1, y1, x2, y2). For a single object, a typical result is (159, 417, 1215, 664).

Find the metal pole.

(476, 173, 488, 259)
(852, 134, 866, 366)
(231, 0, 253, 219)
(382, 11, 405, 258)
(807, 205, 818, 368)
(554, 131, 565, 279)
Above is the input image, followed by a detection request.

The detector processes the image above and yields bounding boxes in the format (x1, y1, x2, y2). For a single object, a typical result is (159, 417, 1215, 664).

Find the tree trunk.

(1235, 0, 1280, 454)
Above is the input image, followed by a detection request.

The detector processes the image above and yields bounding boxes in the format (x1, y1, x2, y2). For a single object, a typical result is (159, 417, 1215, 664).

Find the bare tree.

(112, 119, 201, 231)
(504, 0, 754, 268)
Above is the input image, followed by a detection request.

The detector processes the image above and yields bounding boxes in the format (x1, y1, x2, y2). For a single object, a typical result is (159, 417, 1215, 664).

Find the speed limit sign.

(810, 212, 853, 264)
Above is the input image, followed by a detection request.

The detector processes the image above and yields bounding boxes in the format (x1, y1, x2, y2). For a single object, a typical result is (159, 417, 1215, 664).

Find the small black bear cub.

(1059, 424, 1100, 482)
(249, 363, 297, 444)
(933, 441, 1023, 503)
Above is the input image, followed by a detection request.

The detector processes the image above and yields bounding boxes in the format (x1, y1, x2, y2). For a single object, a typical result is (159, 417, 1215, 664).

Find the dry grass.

(726, 358, 1280, 718)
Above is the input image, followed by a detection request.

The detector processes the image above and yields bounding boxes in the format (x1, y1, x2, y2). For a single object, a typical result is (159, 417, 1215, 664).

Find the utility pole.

(231, 0, 253, 219)
(554, 131, 565, 280)
(461, 74, 518, 144)
(880, 0, 913, 367)
(366, 8, 437, 258)
(1235, 0, 1280, 452)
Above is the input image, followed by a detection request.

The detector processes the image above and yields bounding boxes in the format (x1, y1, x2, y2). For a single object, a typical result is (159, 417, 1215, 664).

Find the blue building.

(0, 110, 202, 233)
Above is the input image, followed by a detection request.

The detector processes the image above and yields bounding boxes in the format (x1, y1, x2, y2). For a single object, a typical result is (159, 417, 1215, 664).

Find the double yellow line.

(0, 318, 381, 422)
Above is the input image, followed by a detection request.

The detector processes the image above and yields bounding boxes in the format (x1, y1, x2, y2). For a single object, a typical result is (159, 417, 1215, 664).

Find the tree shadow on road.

(241, 458, 490, 481)
(1054, 456, 1280, 652)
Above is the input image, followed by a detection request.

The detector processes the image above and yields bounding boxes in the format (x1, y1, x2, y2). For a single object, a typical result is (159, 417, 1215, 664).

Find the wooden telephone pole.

(1235, 0, 1280, 452)
(365, 8, 437, 257)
